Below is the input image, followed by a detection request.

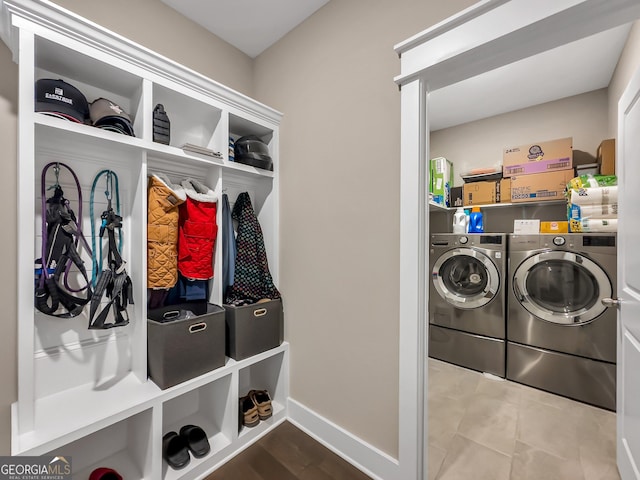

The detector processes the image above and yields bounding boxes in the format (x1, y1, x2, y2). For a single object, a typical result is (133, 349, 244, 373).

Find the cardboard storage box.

(597, 139, 615, 175)
(499, 178, 511, 203)
(464, 180, 496, 205)
(430, 157, 453, 207)
(540, 221, 569, 233)
(148, 303, 226, 389)
(224, 299, 283, 360)
(510, 170, 574, 203)
(503, 137, 572, 177)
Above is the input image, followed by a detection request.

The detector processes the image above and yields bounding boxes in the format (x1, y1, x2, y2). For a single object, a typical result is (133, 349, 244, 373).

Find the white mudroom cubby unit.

(2, 0, 288, 476)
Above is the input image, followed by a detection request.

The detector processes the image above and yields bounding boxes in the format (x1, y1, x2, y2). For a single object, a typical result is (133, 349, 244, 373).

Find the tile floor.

(428, 358, 620, 480)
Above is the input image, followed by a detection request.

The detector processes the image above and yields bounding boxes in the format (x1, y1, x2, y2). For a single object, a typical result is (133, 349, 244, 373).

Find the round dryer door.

(512, 251, 612, 325)
(432, 248, 500, 309)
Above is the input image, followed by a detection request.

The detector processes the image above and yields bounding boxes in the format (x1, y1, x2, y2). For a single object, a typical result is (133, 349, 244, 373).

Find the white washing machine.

(507, 233, 617, 410)
(429, 233, 507, 377)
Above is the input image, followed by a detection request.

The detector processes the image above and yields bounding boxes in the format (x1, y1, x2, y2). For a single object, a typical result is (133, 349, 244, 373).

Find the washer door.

(432, 248, 500, 309)
(512, 251, 612, 325)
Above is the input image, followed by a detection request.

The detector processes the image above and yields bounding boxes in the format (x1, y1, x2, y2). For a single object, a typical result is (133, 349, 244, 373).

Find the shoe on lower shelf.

(179, 424, 211, 458)
(89, 468, 122, 480)
(249, 389, 273, 421)
(239, 394, 260, 428)
(163, 431, 191, 469)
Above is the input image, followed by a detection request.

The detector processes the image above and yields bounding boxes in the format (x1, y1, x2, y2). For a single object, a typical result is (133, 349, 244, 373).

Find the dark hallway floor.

(204, 421, 372, 480)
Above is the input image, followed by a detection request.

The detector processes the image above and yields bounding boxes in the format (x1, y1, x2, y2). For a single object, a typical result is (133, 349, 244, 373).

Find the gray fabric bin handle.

(189, 322, 207, 333)
(253, 308, 267, 317)
(163, 310, 181, 320)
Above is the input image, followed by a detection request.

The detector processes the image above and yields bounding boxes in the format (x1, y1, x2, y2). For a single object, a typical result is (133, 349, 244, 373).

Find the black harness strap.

(88, 171, 133, 329)
(35, 163, 93, 318)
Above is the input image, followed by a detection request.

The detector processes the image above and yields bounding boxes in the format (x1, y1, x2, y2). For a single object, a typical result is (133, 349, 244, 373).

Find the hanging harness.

(35, 162, 93, 318)
(88, 170, 133, 329)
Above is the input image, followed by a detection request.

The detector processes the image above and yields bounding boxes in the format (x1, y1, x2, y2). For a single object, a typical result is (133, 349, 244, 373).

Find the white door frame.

(398, 77, 428, 480)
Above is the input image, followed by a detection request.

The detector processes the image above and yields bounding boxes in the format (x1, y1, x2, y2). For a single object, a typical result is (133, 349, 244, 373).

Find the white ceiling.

(429, 23, 633, 131)
(160, 2, 630, 130)
(161, 0, 330, 58)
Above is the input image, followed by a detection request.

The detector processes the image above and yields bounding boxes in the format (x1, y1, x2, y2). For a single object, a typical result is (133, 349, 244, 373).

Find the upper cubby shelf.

(35, 36, 143, 97)
(229, 113, 274, 140)
(228, 112, 276, 174)
(32, 93, 275, 178)
(35, 36, 145, 135)
(153, 83, 224, 153)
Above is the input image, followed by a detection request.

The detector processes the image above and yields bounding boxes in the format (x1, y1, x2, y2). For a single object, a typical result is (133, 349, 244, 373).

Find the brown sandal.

(239, 394, 259, 428)
(249, 389, 273, 420)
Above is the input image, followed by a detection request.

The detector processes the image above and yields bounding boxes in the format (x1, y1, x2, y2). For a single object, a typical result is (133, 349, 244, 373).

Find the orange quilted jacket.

(147, 174, 186, 288)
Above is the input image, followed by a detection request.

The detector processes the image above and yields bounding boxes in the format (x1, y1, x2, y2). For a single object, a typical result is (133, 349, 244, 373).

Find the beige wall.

(609, 21, 640, 138)
(253, 0, 475, 457)
(431, 89, 609, 186)
(52, 0, 254, 97)
(0, 0, 252, 456)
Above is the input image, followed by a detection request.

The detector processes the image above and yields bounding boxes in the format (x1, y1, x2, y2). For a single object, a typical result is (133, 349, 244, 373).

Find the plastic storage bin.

(147, 302, 226, 389)
(224, 299, 283, 360)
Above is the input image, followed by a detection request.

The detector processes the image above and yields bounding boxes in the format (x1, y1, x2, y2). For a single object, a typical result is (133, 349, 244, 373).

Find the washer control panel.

(458, 236, 468, 245)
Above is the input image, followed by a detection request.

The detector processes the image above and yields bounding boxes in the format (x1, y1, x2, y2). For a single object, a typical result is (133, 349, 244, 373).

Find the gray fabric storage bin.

(224, 299, 283, 360)
(147, 302, 225, 389)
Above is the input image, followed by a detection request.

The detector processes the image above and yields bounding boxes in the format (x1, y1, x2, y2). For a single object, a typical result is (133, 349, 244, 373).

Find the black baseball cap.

(35, 79, 89, 123)
(89, 98, 135, 137)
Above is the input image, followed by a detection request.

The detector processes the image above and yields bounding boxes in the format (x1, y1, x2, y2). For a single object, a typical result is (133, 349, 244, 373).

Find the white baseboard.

(287, 398, 400, 480)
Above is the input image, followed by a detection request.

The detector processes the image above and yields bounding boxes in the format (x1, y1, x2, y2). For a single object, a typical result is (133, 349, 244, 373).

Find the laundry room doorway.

(395, 1, 640, 479)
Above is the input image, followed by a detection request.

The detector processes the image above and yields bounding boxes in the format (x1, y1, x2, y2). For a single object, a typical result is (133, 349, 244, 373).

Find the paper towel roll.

(580, 218, 618, 232)
(568, 186, 618, 206)
(570, 204, 618, 219)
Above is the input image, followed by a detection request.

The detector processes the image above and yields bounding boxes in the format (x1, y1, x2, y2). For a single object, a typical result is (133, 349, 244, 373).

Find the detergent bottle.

(469, 207, 484, 233)
(452, 207, 467, 234)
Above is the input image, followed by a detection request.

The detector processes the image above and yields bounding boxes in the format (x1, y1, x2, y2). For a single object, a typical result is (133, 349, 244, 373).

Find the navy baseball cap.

(35, 78, 89, 123)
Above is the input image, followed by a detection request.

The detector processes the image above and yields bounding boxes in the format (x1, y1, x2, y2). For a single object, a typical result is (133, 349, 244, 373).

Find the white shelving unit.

(1, 1, 288, 477)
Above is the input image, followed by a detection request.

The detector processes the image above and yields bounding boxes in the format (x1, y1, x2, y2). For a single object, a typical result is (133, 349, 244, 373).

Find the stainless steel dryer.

(507, 233, 617, 410)
(429, 233, 507, 377)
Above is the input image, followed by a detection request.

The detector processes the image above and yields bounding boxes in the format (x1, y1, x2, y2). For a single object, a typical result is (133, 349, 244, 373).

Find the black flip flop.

(180, 424, 211, 458)
(162, 431, 190, 469)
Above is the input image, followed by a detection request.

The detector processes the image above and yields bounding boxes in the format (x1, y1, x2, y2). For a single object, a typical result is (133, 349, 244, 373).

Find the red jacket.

(178, 179, 218, 280)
